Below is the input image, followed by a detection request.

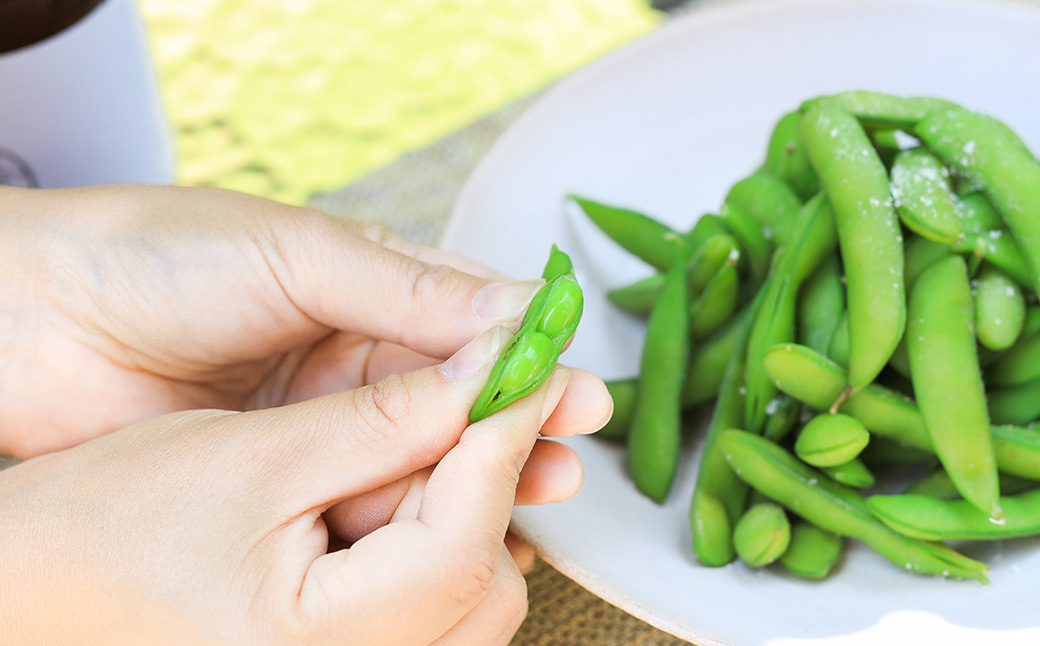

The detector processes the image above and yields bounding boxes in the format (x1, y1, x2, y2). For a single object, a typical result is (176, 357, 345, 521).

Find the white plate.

(440, 0, 1040, 644)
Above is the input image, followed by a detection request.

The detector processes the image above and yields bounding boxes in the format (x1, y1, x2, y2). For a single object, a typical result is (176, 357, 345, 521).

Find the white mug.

(0, 0, 174, 187)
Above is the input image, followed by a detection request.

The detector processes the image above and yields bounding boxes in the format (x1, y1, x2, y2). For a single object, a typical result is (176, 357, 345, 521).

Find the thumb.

(268, 210, 544, 359)
(257, 325, 514, 506)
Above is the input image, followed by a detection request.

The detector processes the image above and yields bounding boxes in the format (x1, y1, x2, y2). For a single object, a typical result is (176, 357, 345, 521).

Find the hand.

(0, 325, 612, 646)
(0, 185, 544, 458)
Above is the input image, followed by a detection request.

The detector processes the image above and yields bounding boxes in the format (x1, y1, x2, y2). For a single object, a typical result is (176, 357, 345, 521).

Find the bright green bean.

(803, 90, 957, 130)
(719, 201, 771, 285)
(988, 377, 1040, 426)
(689, 292, 763, 566)
(974, 265, 1025, 351)
(823, 458, 876, 489)
(764, 110, 819, 200)
(745, 195, 837, 433)
(725, 171, 803, 245)
(795, 414, 870, 468)
(569, 195, 678, 271)
(890, 147, 962, 244)
(952, 229, 1034, 288)
(762, 396, 802, 444)
(681, 309, 747, 409)
(733, 502, 791, 568)
(596, 378, 637, 441)
(868, 489, 1040, 541)
(905, 468, 1037, 500)
(986, 324, 1040, 386)
(801, 102, 906, 392)
(719, 429, 988, 582)
(903, 236, 950, 288)
(779, 521, 844, 580)
(797, 254, 845, 355)
(917, 107, 1040, 296)
(628, 248, 689, 502)
(470, 247, 582, 422)
(826, 309, 850, 368)
(689, 260, 739, 340)
(908, 255, 1001, 519)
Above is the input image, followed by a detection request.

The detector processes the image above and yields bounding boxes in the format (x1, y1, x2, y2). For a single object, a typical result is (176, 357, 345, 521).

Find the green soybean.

(917, 107, 1040, 296)
(733, 502, 791, 568)
(988, 378, 1040, 426)
(725, 171, 803, 245)
(797, 254, 845, 355)
(682, 309, 747, 409)
(780, 521, 844, 580)
(908, 255, 1002, 519)
(689, 292, 763, 566)
(868, 489, 1040, 541)
(803, 91, 957, 130)
(823, 458, 876, 489)
(596, 378, 638, 441)
(801, 102, 906, 392)
(628, 247, 689, 502)
(974, 265, 1026, 352)
(890, 147, 962, 244)
(795, 414, 870, 468)
(764, 110, 820, 200)
(689, 260, 740, 339)
(470, 246, 582, 422)
(569, 195, 678, 271)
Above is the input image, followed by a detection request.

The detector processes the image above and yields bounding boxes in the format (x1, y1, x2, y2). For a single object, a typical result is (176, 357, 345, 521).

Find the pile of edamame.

(579, 90, 1040, 584)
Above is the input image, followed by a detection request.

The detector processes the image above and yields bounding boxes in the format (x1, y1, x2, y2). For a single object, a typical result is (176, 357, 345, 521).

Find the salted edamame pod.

(725, 171, 803, 245)
(797, 254, 845, 355)
(764, 110, 819, 200)
(890, 147, 962, 244)
(794, 414, 870, 468)
(801, 102, 905, 392)
(803, 90, 958, 130)
(628, 243, 689, 502)
(917, 107, 1040, 295)
(908, 255, 1002, 520)
(596, 378, 638, 441)
(469, 246, 582, 422)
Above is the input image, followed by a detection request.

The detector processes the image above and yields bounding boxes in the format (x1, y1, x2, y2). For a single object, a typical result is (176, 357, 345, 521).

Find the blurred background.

(139, 0, 665, 206)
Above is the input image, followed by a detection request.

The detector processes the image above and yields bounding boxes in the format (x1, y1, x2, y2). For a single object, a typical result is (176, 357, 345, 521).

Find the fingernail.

(439, 326, 508, 382)
(472, 279, 545, 323)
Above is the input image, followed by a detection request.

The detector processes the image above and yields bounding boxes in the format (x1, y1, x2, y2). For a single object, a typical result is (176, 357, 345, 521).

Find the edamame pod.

(682, 310, 747, 409)
(890, 147, 962, 244)
(628, 246, 689, 502)
(988, 378, 1040, 426)
(974, 265, 1026, 351)
(823, 458, 876, 489)
(797, 255, 845, 354)
(596, 378, 637, 441)
(908, 255, 1001, 519)
(869, 489, 1040, 541)
(779, 521, 844, 580)
(952, 229, 1034, 289)
(733, 502, 791, 568)
(764, 110, 819, 200)
(903, 236, 950, 288)
(718, 429, 988, 582)
(720, 201, 771, 285)
(689, 260, 739, 340)
(689, 292, 763, 566)
(803, 91, 957, 130)
(725, 171, 803, 245)
(801, 103, 906, 392)
(745, 195, 837, 433)
(794, 414, 870, 468)
(470, 246, 583, 422)
(569, 195, 678, 271)
(917, 108, 1040, 296)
